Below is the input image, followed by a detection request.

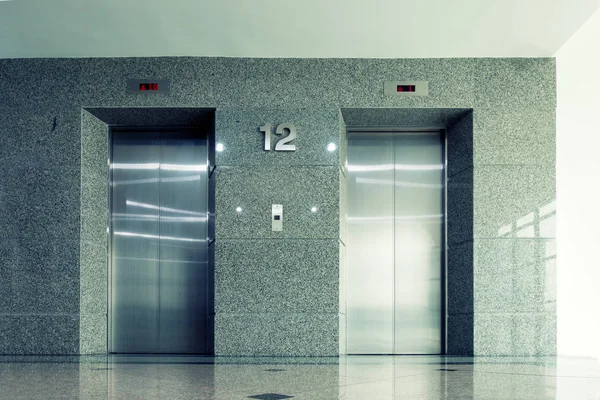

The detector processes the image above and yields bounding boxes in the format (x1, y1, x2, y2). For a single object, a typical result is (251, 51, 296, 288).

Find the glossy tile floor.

(1, 355, 600, 399)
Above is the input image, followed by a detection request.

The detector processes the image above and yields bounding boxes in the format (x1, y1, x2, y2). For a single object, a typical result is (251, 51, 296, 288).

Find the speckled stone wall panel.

(447, 168, 474, 246)
(468, 163, 555, 356)
(80, 57, 212, 107)
(81, 110, 108, 169)
(446, 239, 474, 355)
(79, 57, 475, 109)
(468, 58, 556, 357)
(215, 239, 339, 313)
(80, 110, 109, 244)
(0, 107, 82, 168)
(0, 106, 82, 241)
(215, 108, 340, 166)
(211, 58, 473, 109)
(0, 58, 83, 110)
(474, 312, 556, 356)
(85, 107, 214, 127)
(214, 313, 338, 356)
(447, 110, 474, 177)
(333, 58, 474, 108)
(79, 313, 107, 355)
(0, 105, 82, 353)
(447, 241, 474, 316)
(0, 165, 80, 240)
(474, 58, 556, 110)
(7, 239, 79, 314)
(473, 108, 556, 166)
(80, 170, 109, 244)
(0, 57, 556, 356)
(215, 166, 339, 239)
(0, 315, 79, 355)
(79, 242, 107, 316)
(474, 239, 556, 314)
(0, 238, 79, 318)
(447, 313, 474, 356)
(79, 110, 109, 355)
(340, 108, 472, 128)
(446, 113, 474, 345)
(473, 165, 555, 239)
(0, 240, 15, 312)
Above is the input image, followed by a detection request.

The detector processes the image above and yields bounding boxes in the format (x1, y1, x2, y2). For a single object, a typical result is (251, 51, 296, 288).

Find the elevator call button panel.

(272, 204, 283, 232)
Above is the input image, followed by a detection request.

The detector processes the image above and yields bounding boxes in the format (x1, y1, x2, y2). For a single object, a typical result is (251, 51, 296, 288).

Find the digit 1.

(259, 124, 272, 151)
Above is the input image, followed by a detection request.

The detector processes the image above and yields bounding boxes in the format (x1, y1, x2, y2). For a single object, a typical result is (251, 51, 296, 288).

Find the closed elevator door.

(110, 129, 210, 354)
(346, 131, 444, 354)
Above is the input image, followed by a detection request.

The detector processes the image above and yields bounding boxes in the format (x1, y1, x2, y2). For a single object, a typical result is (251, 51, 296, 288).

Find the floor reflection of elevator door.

(110, 129, 210, 354)
(347, 131, 444, 354)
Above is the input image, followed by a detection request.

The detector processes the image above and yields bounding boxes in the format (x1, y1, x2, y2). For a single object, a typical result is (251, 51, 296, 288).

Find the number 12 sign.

(259, 123, 297, 151)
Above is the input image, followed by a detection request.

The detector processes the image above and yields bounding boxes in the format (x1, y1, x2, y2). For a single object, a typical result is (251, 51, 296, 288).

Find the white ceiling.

(0, 0, 599, 59)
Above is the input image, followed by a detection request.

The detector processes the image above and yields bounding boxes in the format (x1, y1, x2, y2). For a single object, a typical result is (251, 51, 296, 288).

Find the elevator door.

(110, 129, 210, 354)
(346, 131, 444, 354)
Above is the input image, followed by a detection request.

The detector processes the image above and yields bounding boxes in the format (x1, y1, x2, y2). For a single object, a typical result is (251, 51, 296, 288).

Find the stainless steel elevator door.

(110, 130, 210, 354)
(347, 131, 444, 355)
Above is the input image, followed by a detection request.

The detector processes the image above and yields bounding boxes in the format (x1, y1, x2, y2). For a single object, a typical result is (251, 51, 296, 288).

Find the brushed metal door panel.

(393, 132, 442, 354)
(110, 130, 209, 354)
(158, 133, 209, 354)
(111, 131, 161, 353)
(347, 133, 395, 354)
(346, 131, 444, 355)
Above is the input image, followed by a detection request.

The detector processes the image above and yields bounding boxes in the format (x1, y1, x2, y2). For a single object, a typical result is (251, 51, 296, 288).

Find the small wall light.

(236, 207, 242, 213)
(327, 143, 337, 152)
(311, 206, 318, 213)
(216, 143, 225, 152)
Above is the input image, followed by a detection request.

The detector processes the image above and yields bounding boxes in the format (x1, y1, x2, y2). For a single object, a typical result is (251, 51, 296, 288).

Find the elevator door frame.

(346, 127, 448, 355)
(106, 126, 214, 354)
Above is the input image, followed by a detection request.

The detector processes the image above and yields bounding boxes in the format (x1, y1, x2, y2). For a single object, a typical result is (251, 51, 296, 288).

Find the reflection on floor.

(0, 355, 599, 399)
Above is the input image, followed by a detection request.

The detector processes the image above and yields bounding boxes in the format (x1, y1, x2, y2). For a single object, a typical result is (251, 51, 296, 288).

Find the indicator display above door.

(397, 85, 416, 92)
(139, 83, 159, 91)
(126, 79, 171, 94)
(384, 81, 428, 96)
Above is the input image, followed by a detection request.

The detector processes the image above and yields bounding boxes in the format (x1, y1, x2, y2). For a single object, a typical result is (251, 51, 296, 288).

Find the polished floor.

(1, 355, 599, 399)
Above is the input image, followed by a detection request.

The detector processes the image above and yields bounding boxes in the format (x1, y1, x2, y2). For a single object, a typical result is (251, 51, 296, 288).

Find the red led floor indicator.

(397, 85, 416, 92)
(139, 83, 159, 91)
(127, 79, 170, 94)
(384, 81, 428, 96)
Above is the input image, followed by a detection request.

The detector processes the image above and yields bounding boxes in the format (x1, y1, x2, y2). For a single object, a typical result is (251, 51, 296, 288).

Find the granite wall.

(0, 57, 556, 356)
(213, 108, 342, 356)
(0, 59, 82, 354)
